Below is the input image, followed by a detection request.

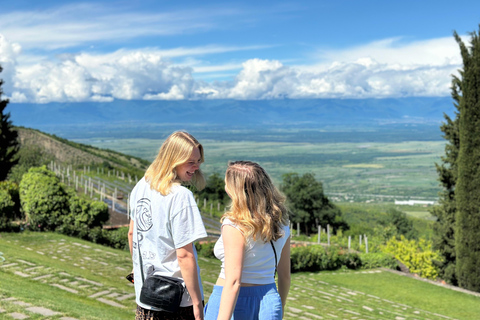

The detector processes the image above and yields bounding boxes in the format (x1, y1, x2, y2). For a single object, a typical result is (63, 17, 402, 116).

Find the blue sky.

(0, 0, 479, 103)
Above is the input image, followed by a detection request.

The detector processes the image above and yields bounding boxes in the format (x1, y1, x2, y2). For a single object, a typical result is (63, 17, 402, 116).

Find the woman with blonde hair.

(128, 131, 207, 320)
(204, 161, 291, 320)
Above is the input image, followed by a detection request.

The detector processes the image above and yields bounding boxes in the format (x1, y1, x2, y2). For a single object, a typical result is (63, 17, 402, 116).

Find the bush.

(290, 245, 361, 273)
(195, 241, 216, 259)
(359, 252, 398, 270)
(19, 166, 70, 231)
(382, 236, 442, 280)
(66, 195, 109, 229)
(0, 188, 15, 230)
(0, 181, 21, 230)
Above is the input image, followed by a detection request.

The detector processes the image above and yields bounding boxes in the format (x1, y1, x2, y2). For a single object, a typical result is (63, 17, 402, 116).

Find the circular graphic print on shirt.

(136, 198, 153, 231)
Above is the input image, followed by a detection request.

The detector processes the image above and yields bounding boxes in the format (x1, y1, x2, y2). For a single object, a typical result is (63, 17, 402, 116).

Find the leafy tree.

(19, 166, 70, 231)
(0, 180, 21, 230)
(194, 172, 228, 204)
(280, 172, 348, 235)
(9, 144, 54, 183)
(0, 65, 19, 181)
(0, 181, 18, 230)
(454, 27, 480, 292)
(382, 208, 417, 240)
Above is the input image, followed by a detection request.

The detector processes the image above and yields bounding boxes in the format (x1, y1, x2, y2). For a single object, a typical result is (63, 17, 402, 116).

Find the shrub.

(19, 166, 70, 231)
(0, 181, 21, 230)
(66, 195, 109, 229)
(290, 245, 361, 273)
(382, 235, 442, 280)
(359, 252, 398, 270)
(0, 188, 15, 230)
(195, 241, 216, 259)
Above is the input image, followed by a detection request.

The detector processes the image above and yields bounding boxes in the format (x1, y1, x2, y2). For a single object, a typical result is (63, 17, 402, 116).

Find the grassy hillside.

(16, 127, 149, 176)
(1, 232, 479, 320)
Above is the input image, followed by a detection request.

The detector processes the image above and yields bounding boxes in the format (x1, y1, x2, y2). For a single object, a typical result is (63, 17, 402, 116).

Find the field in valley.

(74, 137, 445, 201)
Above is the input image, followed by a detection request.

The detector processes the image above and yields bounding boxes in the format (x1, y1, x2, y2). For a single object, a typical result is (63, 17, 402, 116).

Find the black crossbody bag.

(137, 231, 185, 312)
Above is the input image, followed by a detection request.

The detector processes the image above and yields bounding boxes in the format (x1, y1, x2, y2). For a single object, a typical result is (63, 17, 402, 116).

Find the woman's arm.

(277, 236, 291, 314)
(128, 219, 134, 256)
(177, 243, 204, 320)
(217, 225, 245, 320)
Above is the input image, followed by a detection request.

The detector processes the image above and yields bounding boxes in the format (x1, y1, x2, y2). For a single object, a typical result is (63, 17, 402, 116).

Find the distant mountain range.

(7, 97, 455, 140)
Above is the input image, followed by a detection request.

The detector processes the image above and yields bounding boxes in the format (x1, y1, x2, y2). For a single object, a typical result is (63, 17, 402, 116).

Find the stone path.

(0, 236, 468, 320)
(0, 296, 77, 319)
(0, 238, 137, 318)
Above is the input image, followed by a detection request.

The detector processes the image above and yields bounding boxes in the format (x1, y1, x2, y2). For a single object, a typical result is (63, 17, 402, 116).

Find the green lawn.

(2, 232, 478, 320)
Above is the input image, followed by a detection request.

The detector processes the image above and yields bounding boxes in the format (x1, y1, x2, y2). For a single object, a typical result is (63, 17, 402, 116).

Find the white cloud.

(0, 4, 238, 50)
(0, 34, 21, 94)
(1, 30, 463, 102)
(7, 47, 197, 103)
(314, 37, 462, 68)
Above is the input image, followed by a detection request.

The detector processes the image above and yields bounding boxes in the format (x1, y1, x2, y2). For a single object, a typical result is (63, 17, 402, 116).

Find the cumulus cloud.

(0, 31, 463, 102)
(0, 34, 21, 94)
(6, 48, 196, 103)
(199, 57, 456, 100)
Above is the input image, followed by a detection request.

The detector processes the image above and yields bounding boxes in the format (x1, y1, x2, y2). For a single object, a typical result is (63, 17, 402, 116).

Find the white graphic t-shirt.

(130, 178, 207, 309)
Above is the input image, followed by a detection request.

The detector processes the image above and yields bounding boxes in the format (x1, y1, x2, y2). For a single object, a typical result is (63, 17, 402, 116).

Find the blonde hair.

(145, 131, 205, 195)
(224, 161, 289, 242)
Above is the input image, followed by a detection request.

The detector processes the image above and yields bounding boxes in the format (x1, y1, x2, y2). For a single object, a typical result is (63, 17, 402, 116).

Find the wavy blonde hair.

(223, 160, 289, 242)
(145, 131, 205, 195)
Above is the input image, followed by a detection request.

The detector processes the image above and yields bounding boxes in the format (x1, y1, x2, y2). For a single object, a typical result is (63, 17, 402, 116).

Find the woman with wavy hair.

(205, 161, 291, 320)
(128, 131, 207, 320)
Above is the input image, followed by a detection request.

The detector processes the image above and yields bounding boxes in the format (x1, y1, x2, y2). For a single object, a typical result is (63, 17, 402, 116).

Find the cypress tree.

(431, 99, 459, 285)
(0, 65, 19, 181)
(454, 27, 480, 292)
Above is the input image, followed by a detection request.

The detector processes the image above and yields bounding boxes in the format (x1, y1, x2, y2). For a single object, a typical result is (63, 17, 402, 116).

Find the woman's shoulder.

(222, 217, 236, 227)
(170, 185, 194, 197)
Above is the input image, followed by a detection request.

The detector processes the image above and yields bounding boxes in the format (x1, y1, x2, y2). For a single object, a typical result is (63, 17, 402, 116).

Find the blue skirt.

(204, 283, 282, 320)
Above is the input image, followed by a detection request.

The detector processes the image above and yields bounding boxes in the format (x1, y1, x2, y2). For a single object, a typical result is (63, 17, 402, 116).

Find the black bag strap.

(137, 230, 146, 284)
(270, 240, 277, 278)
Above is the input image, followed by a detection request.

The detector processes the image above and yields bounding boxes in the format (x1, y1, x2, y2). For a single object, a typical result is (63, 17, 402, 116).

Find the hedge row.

(195, 241, 399, 273)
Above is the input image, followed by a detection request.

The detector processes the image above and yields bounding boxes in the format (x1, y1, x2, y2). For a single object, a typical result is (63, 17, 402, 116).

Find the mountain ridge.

(8, 97, 454, 130)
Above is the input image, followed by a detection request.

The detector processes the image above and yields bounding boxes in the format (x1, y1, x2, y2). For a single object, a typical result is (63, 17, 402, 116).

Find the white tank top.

(213, 218, 290, 284)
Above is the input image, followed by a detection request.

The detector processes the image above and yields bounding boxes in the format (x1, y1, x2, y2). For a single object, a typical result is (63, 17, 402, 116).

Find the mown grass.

(2, 232, 479, 320)
(314, 271, 480, 319)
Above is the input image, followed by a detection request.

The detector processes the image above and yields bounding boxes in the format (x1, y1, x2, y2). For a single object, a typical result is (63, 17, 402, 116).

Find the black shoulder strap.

(270, 240, 277, 278)
(137, 229, 145, 284)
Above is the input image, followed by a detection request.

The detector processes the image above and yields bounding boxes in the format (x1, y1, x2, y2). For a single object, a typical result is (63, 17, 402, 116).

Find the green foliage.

(430, 29, 461, 285)
(0, 181, 21, 230)
(0, 65, 19, 181)
(195, 241, 216, 259)
(0, 188, 15, 229)
(290, 245, 361, 273)
(382, 236, 442, 280)
(194, 172, 228, 204)
(66, 195, 109, 229)
(8, 144, 54, 184)
(358, 252, 399, 270)
(19, 166, 70, 231)
(382, 208, 417, 240)
(281, 172, 349, 235)
(453, 27, 480, 292)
